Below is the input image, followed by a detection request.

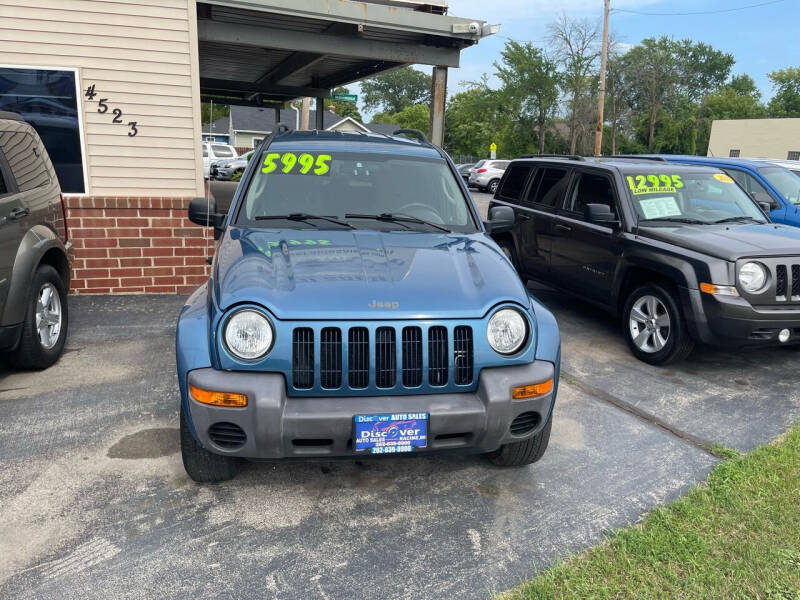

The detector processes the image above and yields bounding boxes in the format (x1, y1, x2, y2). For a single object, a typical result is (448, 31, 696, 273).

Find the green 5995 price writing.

(262, 152, 332, 176)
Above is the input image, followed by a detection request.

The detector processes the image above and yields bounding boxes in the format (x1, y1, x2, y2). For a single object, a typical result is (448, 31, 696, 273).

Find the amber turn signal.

(512, 379, 554, 400)
(700, 282, 739, 296)
(190, 384, 248, 407)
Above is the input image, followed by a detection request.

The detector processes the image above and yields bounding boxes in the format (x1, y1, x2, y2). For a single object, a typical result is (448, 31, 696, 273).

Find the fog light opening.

(512, 378, 554, 400)
(190, 384, 248, 407)
(778, 329, 791, 343)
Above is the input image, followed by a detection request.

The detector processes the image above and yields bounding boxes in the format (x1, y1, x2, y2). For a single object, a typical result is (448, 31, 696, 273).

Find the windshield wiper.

(253, 213, 354, 229)
(345, 213, 451, 233)
(711, 216, 766, 224)
(639, 217, 707, 225)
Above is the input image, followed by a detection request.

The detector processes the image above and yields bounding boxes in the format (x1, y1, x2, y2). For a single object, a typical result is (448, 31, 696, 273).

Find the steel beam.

(315, 97, 325, 130)
(200, 77, 330, 99)
(200, 0, 485, 42)
(198, 19, 461, 68)
(429, 65, 447, 146)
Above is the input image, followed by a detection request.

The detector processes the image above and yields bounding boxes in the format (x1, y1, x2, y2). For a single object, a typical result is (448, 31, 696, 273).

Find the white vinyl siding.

(0, 0, 202, 197)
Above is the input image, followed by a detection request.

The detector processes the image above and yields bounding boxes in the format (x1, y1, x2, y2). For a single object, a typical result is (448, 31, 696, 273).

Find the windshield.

(622, 170, 767, 224)
(237, 149, 476, 232)
(758, 166, 800, 204)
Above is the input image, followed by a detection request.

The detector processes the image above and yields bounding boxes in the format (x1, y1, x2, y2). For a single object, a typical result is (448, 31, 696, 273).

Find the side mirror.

(751, 191, 779, 210)
(484, 205, 516, 233)
(584, 203, 618, 224)
(188, 197, 226, 233)
(758, 201, 773, 214)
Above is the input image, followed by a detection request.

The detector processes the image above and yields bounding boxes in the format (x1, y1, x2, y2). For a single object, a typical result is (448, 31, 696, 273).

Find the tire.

(496, 236, 528, 285)
(488, 179, 500, 194)
(11, 264, 68, 370)
(488, 414, 552, 467)
(622, 284, 694, 365)
(180, 405, 239, 483)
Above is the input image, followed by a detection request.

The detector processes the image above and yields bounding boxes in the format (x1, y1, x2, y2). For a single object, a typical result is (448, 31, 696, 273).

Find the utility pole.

(300, 97, 310, 130)
(594, 0, 610, 157)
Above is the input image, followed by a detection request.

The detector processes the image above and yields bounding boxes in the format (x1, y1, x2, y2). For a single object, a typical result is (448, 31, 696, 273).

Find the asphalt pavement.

(1, 191, 798, 599)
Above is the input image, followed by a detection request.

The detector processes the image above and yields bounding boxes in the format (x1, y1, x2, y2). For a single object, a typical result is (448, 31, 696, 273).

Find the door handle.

(554, 223, 572, 232)
(8, 207, 30, 220)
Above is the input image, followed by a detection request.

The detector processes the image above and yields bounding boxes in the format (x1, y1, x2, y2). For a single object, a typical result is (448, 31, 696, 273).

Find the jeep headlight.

(738, 262, 768, 293)
(224, 309, 274, 360)
(487, 308, 528, 354)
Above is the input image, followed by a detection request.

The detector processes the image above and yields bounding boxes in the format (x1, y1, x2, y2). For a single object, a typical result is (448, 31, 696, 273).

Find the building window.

(729, 149, 740, 158)
(252, 137, 263, 148)
(788, 151, 800, 161)
(0, 66, 86, 193)
(205, 136, 216, 143)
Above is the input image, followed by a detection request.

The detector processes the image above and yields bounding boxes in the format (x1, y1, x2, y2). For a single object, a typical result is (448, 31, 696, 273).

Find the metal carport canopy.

(196, 0, 493, 107)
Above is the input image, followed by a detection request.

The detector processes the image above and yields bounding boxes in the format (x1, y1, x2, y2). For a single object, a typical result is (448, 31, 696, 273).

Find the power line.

(612, 0, 787, 17)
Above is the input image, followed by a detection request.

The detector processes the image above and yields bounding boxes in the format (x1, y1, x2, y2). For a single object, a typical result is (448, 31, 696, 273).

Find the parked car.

(0, 112, 70, 368)
(177, 130, 561, 482)
(469, 160, 510, 193)
(749, 158, 800, 177)
(203, 142, 238, 179)
(455, 162, 474, 182)
(465, 159, 486, 182)
(210, 150, 255, 181)
(654, 156, 800, 228)
(490, 156, 800, 365)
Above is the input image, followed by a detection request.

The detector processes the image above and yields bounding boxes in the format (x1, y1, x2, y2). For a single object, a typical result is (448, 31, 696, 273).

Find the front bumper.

(186, 360, 556, 459)
(683, 286, 800, 346)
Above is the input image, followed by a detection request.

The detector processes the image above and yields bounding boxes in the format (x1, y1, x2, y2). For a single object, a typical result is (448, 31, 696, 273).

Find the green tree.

(767, 67, 800, 117)
(548, 14, 599, 154)
(696, 74, 766, 155)
(201, 102, 229, 128)
(494, 41, 560, 155)
(360, 67, 431, 114)
(324, 86, 363, 122)
(387, 104, 430, 132)
(444, 80, 503, 157)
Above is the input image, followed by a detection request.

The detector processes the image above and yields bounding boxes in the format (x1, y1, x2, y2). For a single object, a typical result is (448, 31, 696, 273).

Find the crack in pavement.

(562, 370, 720, 457)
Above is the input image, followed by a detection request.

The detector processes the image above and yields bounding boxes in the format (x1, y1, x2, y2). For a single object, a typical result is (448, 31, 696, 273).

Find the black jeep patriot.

(490, 156, 800, 365)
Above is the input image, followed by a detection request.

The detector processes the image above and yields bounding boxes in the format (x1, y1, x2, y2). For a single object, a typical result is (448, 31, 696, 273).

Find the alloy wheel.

(36, 282, 62, 350)
(628, 294, 670, 353)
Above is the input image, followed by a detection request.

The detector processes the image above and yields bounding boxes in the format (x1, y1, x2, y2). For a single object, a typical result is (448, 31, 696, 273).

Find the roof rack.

(392, 128, 429, 144)
(517, 154, 586, 161)
(604, 155, 667, 162)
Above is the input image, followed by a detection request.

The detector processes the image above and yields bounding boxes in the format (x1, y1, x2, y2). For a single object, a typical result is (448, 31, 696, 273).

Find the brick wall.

(65, 196, 214, 295)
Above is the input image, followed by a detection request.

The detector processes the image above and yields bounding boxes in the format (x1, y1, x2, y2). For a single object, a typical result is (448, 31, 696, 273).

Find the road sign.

(490, 142, 497, 159)
(332, 93, 358, 103)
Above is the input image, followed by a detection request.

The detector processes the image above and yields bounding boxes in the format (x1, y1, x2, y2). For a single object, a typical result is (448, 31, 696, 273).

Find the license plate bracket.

(354, 412, 428, 454)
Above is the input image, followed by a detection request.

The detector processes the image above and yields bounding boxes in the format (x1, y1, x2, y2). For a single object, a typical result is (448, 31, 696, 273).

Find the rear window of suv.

(211, 145, 234, 158)
(527, 167, 569, 207)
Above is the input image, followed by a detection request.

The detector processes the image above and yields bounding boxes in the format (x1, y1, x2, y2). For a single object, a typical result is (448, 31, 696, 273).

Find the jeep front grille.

(320, 327, 342, 389)
(401, 326, 423, 387)
(290, 324, 474, 393)
(772, 262, 800, 302)
(292, 328, 314, 389)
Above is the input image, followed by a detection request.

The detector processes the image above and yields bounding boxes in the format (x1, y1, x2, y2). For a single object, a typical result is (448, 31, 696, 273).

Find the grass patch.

(502, 425, 800, 600)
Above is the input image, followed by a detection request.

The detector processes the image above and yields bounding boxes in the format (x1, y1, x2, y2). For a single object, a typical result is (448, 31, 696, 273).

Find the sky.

(352, 0, 800, 121)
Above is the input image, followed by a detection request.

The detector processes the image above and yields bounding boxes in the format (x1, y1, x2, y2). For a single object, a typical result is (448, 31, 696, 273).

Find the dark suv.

(490, 156, 800, 365)
(0, 112, 70, 369)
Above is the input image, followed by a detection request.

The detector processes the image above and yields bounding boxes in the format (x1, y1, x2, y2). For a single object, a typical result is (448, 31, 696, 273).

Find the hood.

(212, 228, 528, 320)
(639, 222, 800, 261)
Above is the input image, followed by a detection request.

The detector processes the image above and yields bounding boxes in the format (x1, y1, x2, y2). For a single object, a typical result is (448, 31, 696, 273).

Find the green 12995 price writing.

(262, 152, 332, 176)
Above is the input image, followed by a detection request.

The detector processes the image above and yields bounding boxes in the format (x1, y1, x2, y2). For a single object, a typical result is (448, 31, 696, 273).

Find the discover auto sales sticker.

(354, 412, 428, 454)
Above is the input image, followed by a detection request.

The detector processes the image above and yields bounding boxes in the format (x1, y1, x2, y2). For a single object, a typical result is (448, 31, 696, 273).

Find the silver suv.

(468, 160, 510, 194)
(0, 112, 70, 369)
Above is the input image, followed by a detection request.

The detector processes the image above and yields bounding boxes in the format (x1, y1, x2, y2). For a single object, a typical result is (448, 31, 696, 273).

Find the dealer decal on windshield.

(627, 174, 684, 195)
(261, 152, 332, 176)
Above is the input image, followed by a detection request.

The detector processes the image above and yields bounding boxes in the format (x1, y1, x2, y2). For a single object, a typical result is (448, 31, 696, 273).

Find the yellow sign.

(714, 173, 734, 183)
(489, 142, 497, 152)
(261, 152, 331, 175)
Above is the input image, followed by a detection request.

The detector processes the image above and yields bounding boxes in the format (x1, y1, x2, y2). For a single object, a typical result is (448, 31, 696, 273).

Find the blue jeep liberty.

(176, 130, 561, 482)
